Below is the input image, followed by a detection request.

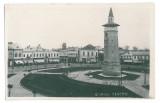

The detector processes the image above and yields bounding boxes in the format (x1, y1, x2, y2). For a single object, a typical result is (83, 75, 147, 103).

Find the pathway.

(7, 68, 59, 97)
(68, 70, 149, 98)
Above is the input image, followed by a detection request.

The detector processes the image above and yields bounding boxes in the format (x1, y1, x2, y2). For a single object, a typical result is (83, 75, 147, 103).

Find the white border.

(1, 0, 160, 103)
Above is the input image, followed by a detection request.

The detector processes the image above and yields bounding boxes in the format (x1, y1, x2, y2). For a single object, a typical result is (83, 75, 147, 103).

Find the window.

(40, 53, 41, 57)
(91, 51, 93, 56)
(19, 52, 21, 57)
(30, 54, 32, 57)
(142, 56, 145, 59)
(33, 53, 35, 57)
(42, 53, 44, 57)
(83, 51, 85, 56)
(54, 53, 55, 57)
(49, 53, 50, 57)
(88, 51, 89, 56)
(27, 54, 29, 57)
(15, 52, 17, 57)
(37, 53, 38, 57)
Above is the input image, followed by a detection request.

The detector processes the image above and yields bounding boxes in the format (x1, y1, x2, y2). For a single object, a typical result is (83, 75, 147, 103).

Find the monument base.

(102, 62, 121, 76)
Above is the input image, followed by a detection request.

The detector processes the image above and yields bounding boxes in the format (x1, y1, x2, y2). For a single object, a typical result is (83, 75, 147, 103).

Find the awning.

(23, 60, 34, 63)
(15, 60, 24, 64)
(49, 59, 59, 62)
(34, 59, 44, 63)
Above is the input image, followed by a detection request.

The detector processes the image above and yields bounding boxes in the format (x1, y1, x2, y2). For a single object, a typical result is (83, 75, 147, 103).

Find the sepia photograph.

(5, 3, 154, 99)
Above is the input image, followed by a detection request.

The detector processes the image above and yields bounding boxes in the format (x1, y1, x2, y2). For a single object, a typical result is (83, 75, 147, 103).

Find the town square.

(6, 4, 153, 98)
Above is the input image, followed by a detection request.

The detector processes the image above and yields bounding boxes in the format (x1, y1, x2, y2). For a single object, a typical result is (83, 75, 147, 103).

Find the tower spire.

(102, 7, 120, 27)
(109, 8, 113, 17)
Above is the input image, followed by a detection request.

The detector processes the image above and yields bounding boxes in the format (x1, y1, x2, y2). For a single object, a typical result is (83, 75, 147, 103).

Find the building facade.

(79, 44, 98, 63)
(121, 50, 150, 64)
(8, 42, 23, 66)
(67, 47, 79, 63)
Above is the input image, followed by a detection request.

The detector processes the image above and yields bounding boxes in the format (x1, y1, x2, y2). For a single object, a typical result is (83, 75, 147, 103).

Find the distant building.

(121, 50, 150, 64)
(79, 44, 98, 63)
(62, 43, 67, 50)
(23, 44, 59, 64)
(8, 42, 23, 66)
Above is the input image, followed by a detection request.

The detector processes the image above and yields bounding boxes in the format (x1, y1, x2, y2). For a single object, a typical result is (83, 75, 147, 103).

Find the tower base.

(102, 62, 121, 76)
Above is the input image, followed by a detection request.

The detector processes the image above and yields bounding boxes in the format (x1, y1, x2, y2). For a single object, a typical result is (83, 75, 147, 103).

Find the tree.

(124, 45, 129, 51)
(98, 53, 104, 62)
(133, 46, 138, 51)
(145, 48, 149, 51)
(8, 84, 13, 97)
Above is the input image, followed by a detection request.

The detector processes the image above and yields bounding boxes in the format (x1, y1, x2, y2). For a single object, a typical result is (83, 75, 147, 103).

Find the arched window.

(19, 52, 21, 57)
(15, 52, 17, 57)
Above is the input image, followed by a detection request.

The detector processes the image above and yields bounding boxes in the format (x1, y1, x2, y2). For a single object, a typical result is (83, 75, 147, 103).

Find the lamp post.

(32, 90, 36, 97)
(29, 63, 31, 71)
(120, 67, 123, 86)
(37, 61, 38, 71)
(12, 50, 14, 75)
(8, 84, 13, 97)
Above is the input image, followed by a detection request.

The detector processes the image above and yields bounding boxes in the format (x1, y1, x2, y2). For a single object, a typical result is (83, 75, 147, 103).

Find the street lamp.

(120, 67, 123, 86)
(12, 50, 14, 75)
(32, 89, 36, 97)
(8, 84, 13, 97)
(36, 61, 38, 71)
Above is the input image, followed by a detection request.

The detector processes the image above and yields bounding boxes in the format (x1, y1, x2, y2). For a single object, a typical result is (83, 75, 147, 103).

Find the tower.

(102, 8, 121, 76)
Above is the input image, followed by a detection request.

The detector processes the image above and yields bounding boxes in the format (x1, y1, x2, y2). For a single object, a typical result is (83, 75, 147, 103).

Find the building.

(62, 43, 67, 50)
(102, 8, 121, 76)
(8, 42, 23, 66)
(59, 49, 68, 62)
(79, 44, 98, 63)
(121, 50, 150, 64)
(48, 49, 59, 63)
(23, 44, 59, 64)
(67, 47, 79, 63)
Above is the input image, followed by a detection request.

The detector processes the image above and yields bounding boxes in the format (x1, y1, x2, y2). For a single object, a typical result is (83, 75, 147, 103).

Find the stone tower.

(102, 8, 121, 76)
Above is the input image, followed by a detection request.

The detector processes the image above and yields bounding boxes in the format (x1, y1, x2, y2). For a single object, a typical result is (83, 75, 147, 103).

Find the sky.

(5, 3, 154, 49)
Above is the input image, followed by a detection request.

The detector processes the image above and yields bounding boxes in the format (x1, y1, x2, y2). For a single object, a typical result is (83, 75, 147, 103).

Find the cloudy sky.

(5, 3, 154, 49)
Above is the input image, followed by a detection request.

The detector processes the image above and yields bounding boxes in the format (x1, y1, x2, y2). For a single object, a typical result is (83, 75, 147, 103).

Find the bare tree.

(124, 45, 129, 51)
(133, 46, 138, 51)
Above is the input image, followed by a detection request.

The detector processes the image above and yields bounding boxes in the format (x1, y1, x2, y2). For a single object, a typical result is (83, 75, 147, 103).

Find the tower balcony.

(104, 27, 118, 31)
